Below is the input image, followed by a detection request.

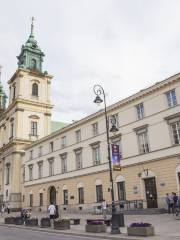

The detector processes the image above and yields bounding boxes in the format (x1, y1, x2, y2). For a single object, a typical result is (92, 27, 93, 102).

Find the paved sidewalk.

(1, 212, 180, 240)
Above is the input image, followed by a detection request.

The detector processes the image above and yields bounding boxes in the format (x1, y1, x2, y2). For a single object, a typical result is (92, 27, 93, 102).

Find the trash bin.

(111, 211, 125, 227)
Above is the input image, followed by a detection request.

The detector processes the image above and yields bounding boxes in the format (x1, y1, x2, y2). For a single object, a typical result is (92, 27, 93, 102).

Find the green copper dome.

(17, 18, 45, 73)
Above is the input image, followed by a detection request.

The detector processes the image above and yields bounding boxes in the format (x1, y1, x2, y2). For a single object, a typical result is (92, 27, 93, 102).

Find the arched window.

(32, 83, 38, 96)
(31, 59, 36, 69)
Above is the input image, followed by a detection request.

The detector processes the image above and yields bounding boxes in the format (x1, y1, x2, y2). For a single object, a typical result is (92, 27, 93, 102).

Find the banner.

(111, 144, 121, 171)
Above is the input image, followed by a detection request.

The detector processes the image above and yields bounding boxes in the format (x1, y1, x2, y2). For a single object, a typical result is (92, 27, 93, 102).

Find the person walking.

(165, 193, 171, 213)
(6, 203, 10, 214)
(102, 199, 107, 219)
(48, 203, 56, 227)
(1, 204, 5, 217)
(173, 192, 178, 214)
(169, 193, 174, 214)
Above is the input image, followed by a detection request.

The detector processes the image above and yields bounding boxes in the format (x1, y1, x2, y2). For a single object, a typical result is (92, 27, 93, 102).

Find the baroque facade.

(0, 22, 53, 209)
(1, 23, 180, 211)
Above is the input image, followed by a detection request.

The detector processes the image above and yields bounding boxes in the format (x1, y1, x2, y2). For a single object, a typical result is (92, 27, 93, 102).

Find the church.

(1, 21, 180, 211)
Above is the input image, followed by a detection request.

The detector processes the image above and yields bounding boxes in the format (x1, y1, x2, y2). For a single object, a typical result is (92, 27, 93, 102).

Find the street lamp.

(93, 84, 120, 234)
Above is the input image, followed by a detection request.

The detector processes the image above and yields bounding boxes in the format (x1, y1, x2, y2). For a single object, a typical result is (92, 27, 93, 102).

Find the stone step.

(123, 208, 167, 215)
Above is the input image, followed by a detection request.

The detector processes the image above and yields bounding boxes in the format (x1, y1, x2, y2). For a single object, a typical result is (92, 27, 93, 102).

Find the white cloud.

(1, 0, 180, 122)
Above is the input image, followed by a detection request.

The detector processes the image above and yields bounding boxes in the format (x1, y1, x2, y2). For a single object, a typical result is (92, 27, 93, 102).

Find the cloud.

(1, 0, 180, 122)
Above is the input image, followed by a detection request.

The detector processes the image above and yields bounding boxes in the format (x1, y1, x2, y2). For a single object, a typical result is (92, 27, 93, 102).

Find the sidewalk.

(1, 213, 180, 240)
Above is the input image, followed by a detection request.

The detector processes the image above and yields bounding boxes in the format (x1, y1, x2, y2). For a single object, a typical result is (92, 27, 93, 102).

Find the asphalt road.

(0, 226, 106, 240)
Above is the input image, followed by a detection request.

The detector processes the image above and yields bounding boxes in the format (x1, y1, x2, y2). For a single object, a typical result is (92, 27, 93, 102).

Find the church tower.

(0, 66, 7, 113)
(0, 19, 53, 208)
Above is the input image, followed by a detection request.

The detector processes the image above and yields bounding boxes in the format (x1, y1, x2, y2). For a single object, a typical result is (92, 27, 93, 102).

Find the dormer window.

(32, 83, 38, 96)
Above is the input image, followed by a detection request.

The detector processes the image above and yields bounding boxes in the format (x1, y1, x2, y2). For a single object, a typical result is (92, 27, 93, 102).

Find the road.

(0, 226, 108, 240)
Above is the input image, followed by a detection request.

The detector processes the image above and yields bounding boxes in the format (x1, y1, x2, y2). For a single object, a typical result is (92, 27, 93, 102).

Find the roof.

(51, 121, 67, 133)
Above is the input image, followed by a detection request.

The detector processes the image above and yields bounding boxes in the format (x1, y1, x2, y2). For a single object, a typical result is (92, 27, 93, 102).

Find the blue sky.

(1, 0, 180, 122)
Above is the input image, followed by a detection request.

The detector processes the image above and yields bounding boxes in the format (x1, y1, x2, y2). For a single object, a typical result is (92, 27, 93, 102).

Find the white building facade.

(22, 73, 180, 211)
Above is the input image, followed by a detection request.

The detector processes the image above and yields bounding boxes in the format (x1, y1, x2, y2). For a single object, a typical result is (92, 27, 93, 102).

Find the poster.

(111, 144, 121, 171)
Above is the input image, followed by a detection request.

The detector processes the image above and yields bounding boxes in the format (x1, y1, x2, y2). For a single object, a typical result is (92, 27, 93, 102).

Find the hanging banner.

(111, 144, 121, 171)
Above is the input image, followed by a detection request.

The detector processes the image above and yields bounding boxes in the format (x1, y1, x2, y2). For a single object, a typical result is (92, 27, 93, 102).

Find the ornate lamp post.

(93, 84, 120, 234)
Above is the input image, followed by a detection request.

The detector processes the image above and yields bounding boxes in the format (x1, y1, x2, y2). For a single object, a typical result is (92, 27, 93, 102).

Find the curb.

(0, 223, 140, 240)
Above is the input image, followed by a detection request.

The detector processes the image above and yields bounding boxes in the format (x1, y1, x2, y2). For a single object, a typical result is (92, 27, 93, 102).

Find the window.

(38, 146, 43, 157)
(29, 150, 33, 160)
(12, 85, 16, 100)
(31, 59, 36, 69)
(32, 83, 38, 96)
(23, 166, 25, 183)
(60, 153, 67, 173)
(117, 181, 126, 201)
(38, 161, 43, 179)
(61, 136, 66, 148)
(49, 141, 54, 152)
(29, 194, 33, 207)
(96, 185, 103, 203)
(92, 122, 98, 136)
(136, 103, 144, 120)
(75, 129, 81, 142)
(48, 158, 54, 176)
(75, 149, 82, 170)
(110, 113, 119, 128)
(31, 121, 37, 136)
(6, 163, 10, 185)
(136, 128, 149, 154)
(78, 187, 84, 204)
(92, 144, 100, 165)
(166, 89, 177, 107)
(10, 123, 14, 138)
(63, 189, 68, 205)
(39, 193, 43, 206)
(170, 121, 180, 144)
(28, 164, 33, 181)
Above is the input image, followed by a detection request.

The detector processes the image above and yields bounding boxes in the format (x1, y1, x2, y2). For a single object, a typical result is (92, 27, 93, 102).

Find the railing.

(23, 198, 167, 216)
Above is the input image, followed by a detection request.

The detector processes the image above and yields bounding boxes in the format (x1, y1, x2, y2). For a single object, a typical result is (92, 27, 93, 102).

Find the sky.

(1, 0, 180, 123)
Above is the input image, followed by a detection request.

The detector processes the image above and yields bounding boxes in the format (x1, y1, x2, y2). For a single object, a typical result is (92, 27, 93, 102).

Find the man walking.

(48, 203, 56, 227)
(165, 193, 171, 213)
(102, 199, 107, 219)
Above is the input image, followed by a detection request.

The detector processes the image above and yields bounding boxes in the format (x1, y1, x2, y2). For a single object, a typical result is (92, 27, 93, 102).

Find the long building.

(22, 72, 180, 211)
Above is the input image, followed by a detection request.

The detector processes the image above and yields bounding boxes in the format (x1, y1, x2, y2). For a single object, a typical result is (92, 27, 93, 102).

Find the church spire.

(30, 17, 35, 37)
(17, 18, 45, 73)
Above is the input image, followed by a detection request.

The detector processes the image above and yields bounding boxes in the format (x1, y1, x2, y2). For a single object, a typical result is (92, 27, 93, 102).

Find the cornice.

(8, 68, 53, 84)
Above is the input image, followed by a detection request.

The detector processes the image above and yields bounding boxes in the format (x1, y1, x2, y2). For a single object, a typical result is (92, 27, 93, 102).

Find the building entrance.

(49, 186, 56, 204)
(144, 177, 158, 208)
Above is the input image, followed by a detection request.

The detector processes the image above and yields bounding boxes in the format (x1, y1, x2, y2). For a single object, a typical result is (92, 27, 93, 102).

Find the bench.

(70, 218, 80, 225)
(86, 218, 111, 226)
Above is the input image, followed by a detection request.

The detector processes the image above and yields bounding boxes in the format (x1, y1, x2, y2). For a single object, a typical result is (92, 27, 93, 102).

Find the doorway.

(49, 186, 56, 204)
(144, 177, 158, 208)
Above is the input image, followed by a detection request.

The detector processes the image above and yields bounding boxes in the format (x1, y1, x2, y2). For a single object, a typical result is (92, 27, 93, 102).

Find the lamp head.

(110, 124, 119, 133)
(94, 95, 103, 106)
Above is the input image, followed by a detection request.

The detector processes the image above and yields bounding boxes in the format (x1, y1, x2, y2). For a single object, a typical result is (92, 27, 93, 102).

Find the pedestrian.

(54, 205, 59, 219)
(169, 193, 174, 214)
(6, 203, 10, 214)
(1, 204, 5, 217)
(165, 193, 171, 213)
(48, 203, 56, 227)
(101, 199, 107, 219)
(173, 192, 178, 214)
